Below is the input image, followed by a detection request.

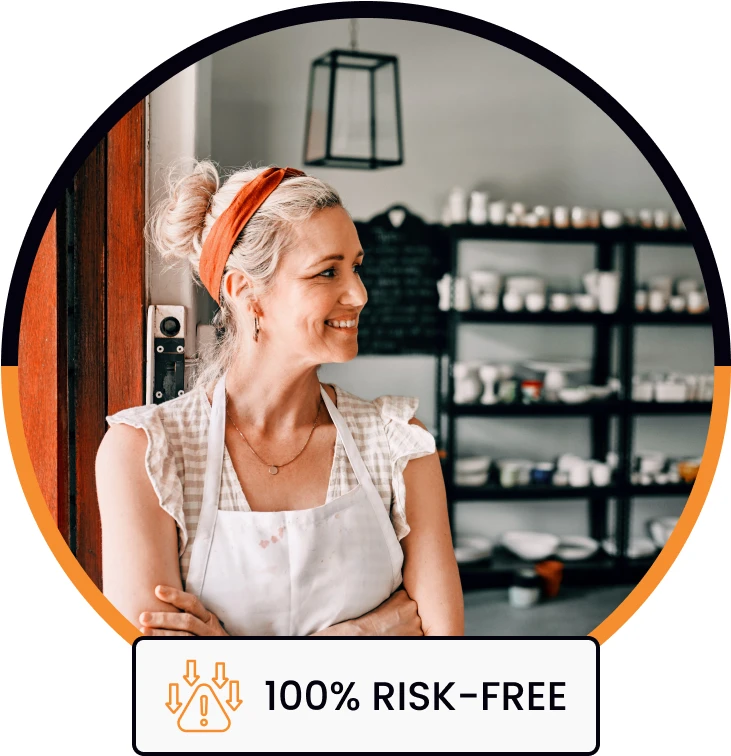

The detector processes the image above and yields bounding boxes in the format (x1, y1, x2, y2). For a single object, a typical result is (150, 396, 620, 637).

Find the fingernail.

(140, 612, 150, 622)
(156, 585, 168, 595)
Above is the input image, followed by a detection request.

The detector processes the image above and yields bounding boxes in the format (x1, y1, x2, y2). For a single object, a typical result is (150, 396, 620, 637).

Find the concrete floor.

(464, 585, 634, 636)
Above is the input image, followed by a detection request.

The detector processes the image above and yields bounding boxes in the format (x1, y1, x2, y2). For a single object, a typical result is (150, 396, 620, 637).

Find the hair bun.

(147, 158, 220, 265)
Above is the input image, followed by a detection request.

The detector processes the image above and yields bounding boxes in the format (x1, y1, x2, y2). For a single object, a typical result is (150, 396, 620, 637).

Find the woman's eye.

(318, 265, 362, 278)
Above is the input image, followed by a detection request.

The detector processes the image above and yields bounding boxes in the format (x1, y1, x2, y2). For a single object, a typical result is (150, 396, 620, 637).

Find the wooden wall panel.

(74, 142, 107, 588)
(18, 212, 68, 537)
(107, 100, 146, 414)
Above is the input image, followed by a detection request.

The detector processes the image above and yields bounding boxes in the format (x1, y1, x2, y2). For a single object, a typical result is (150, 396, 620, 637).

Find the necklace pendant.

(269, 465, 279, 475)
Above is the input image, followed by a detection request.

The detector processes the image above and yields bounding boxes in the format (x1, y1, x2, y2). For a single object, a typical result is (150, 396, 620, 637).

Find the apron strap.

(320, 385, 404, 592)
(184, 375, 227, 596)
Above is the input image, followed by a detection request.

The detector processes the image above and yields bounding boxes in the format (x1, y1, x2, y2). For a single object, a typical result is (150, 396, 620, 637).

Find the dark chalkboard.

(354, 206, 449, 355)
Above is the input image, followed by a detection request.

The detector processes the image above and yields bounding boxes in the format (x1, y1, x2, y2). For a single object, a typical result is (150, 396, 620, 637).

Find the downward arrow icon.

(213, 662, 229, 689)
(227, 680, 243, 711)
(166, 683, 182, 714)
(183, 659, 199, 686)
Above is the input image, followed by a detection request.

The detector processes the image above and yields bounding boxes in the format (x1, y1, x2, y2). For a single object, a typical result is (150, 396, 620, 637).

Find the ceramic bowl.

(505, 276, 545, 296)
(602, 537, 657, 559)
(586, 385, 613, 400)
(646, 517, 679, 549)
(558, 387, 591, 404)
(677, 458, 701, 483)
(501, 530, 560, 561)
(556, 535, 600, 561)
(453, 535, 494, 564)
(455, 456, 492, 474)
(454, 470, 489, 487)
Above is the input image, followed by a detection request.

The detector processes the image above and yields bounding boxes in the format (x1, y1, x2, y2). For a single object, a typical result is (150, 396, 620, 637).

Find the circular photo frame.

(2, 2, 728, 645)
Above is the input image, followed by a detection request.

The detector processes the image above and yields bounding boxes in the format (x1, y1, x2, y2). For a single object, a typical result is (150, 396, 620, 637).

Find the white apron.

(184, 375, 404, 636)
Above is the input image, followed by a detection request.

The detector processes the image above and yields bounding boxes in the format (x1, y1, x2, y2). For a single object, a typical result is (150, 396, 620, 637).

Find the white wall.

(178, 18, 711, 544)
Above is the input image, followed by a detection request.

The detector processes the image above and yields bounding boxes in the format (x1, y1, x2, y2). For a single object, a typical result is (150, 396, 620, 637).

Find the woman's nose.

(342, 271, 368, 307)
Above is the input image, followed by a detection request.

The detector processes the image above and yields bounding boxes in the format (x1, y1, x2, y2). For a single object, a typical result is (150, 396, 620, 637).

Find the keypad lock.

(146, 305, 186, 404)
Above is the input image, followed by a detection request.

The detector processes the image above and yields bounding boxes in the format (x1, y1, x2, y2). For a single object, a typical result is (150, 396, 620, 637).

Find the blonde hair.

(147, 160, 344, 388)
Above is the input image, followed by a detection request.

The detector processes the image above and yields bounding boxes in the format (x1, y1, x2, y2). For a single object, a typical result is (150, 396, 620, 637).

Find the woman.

(96, 162, 463, 637)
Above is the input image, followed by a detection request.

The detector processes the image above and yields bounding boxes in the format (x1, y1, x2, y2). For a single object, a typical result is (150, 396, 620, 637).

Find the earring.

(253, 315, 260, 342)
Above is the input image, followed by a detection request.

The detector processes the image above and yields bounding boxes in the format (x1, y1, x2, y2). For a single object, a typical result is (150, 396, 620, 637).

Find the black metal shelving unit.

(439, 223, 711, 588)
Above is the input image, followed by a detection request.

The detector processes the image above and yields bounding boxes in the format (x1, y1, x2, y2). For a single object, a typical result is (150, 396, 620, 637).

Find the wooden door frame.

(18, 99, 147, 589)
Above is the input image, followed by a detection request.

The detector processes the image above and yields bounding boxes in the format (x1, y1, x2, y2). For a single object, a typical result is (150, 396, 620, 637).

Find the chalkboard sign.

(354, 206, 449, 355)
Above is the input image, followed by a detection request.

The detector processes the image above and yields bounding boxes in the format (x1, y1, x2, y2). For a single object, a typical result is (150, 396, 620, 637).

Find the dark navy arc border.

(2, 1, 728, 365)
(132, 635, 600, 756)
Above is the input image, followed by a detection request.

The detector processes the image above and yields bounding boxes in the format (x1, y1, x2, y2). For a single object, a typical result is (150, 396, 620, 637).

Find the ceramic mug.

(638, 208, 653, 228)
(468, 191, 489, 225)
(550, 293, 572, 312)
(597, 272, 620, 314)
(477, 292, 499, 311)
(591, 462, 611, 487)
(534, 205, 551, 227)
(653, 209, 670, 229)
(453, 277, 472, 311)
(503, 291, 524, 312)
(687, 290, 706, 314)
(669, 295, 686, 312)
(488, 201, 507, 224)
(571, 207, 588, 228)
(635, 290, 649, 312)
(448, 187, 468, 224)
(525, 292, 546, 312)
(648, 290, 667, 313)
(569, 461, 591, 487)
(574, 293, 597, 312)
(601, 209, 623, 228)
(553, 206, 570, 228)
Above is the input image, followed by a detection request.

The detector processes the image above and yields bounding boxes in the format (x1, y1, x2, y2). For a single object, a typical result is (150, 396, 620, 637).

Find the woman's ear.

(224, 270, 249, 302)
(224, 271, 262, 316)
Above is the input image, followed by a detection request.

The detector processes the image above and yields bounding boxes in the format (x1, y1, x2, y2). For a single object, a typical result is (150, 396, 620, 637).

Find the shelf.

(444, 219, 701, 591)
(448, 484, 620, 500)
(448, 400, 618, 416)
(448, 481, 694, 501)
(452, 309, 711, 325)
(457, 548, 653, 589)
(628, 482, 694, 497)
(456, 310, 613, 324)
(448, 224, 692, 245)
(629, 401, 712, 415)
(445, 400, 711, 417)
(633, 311, 711, 324)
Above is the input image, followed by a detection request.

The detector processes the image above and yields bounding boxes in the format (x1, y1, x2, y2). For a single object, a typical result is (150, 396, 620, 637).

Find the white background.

(0, 1, 728, 753)
(135, 638, 596, 752)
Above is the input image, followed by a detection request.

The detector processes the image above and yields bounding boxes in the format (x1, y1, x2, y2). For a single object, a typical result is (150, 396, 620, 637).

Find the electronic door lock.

(146, 305, 187, 404)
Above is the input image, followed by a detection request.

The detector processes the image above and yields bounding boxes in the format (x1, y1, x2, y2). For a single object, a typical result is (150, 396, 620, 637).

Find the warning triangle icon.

(178, 683, 231, 733)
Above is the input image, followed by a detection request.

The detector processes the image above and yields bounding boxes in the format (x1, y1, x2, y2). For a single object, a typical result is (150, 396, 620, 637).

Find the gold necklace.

(226, 390, 324, 475)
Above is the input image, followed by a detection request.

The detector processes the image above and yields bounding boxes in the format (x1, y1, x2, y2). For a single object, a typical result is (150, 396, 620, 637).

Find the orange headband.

(199, 165, 306, 303)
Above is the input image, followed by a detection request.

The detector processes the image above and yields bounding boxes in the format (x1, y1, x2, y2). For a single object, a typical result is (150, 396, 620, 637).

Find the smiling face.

(258, 205, 368, 365)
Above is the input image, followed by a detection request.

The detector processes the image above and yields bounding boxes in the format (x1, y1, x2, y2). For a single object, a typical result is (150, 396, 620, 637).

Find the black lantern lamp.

(303, 20, 404, 169)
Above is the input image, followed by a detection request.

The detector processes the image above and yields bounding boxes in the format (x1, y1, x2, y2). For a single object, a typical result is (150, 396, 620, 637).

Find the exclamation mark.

(200, 694, 208, 727)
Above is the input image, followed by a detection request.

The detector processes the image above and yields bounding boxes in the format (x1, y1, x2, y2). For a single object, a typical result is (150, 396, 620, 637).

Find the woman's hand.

(360, 588, 424, 636)
(312, 589, 423, 636)
(138, 585, 229, 637)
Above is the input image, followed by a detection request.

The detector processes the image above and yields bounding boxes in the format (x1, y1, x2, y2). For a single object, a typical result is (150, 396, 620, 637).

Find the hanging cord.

(349, 18, 359, 51)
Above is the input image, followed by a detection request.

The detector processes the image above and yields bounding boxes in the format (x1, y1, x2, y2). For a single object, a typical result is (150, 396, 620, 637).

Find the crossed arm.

(96, 418, 463, 637)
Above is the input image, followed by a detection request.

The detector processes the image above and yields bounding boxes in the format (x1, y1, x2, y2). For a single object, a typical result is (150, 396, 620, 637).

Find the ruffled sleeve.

(372, 394, 437, 541)
(105, 404, 188, 557)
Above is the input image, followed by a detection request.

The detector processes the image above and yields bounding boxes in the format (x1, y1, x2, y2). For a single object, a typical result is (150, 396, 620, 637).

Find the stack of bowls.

(455, 456, 491, 486)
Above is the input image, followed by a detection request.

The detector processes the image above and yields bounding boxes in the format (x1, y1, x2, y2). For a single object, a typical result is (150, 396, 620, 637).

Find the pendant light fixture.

(303, 19, 404, 169)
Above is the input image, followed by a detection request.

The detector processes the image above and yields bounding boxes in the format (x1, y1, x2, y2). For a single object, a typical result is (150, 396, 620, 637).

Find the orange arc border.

(590, 364, 729, 643)
(2, 364, 729, 646)
(2, 366, 140, 644)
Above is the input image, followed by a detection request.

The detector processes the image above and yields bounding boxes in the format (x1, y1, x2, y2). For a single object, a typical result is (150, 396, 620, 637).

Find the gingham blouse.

(106, 383, 437, 584)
